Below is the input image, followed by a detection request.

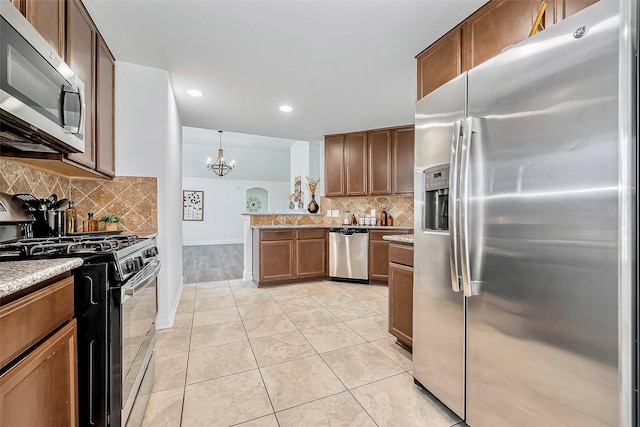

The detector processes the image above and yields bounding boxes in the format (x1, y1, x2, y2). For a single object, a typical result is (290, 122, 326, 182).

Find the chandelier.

(207, 130, 235, 176)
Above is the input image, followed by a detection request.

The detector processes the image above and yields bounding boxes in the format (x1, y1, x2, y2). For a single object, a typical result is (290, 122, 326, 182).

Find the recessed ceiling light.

(279, 105, 293, 112)
(187, 89, 203, 97)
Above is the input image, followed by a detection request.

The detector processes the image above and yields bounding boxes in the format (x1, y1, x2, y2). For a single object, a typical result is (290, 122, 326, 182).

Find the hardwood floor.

(182, 244, 243, 283)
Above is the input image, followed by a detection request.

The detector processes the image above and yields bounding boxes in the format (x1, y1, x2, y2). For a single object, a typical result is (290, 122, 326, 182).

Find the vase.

(105, 222, 118, 232)
(307, 195, 319, 213)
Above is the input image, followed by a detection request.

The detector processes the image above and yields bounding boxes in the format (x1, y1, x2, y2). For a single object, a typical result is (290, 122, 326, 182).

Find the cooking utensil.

(47, 194, 57, 209)
(52, 198, 70, 210)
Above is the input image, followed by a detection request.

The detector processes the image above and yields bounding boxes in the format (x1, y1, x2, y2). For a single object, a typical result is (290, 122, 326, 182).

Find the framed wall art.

(183, 190, 204, 221)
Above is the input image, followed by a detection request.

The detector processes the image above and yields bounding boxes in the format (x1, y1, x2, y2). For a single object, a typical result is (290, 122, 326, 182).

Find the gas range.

(0, 233, 158, 285)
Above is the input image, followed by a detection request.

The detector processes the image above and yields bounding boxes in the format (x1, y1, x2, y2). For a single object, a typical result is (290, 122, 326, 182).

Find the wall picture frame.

(183, 190, 204, 221)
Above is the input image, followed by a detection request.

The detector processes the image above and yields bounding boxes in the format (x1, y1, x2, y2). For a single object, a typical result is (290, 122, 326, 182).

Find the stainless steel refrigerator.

(413, 2, 637, 426)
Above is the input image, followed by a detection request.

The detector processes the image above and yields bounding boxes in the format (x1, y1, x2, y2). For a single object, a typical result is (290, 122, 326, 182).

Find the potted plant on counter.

(99, 214, 123, 232)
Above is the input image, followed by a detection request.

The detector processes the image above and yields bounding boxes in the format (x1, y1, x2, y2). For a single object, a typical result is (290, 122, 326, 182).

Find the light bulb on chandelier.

(206, 130, 235, 176)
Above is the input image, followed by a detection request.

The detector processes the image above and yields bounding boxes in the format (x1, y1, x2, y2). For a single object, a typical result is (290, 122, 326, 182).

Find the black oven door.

(75, 264, 110, 427)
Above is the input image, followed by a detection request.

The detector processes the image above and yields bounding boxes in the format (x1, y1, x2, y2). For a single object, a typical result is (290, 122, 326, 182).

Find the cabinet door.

(0, 320, 78, 427)
(324, 135, 345, 197)
(345, 132, 368, 196)
(368, 129, 392, 195)
(392, 127, 415, 194)
(462, 0, 540, 70)
(388, 262, 413, 348)
(369, 239, 390, 281)
(24, 0, 65, 57)
(96, 35, 115, 177)
(66, 0, 95, 169)
(416, 27, 462, 100)
(546, 0, 599, 24)
(260, 240, 295, 282)
(296, 238, 327, 278)
(9, 0, 23, 12)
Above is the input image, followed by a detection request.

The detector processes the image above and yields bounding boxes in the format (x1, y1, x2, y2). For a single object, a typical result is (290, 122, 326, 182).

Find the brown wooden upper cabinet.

(368, 129, 392, 195)
(545, 0, 599, 26)
(345, 132, 368, 196)
(324, 135, 346, 196)
(392, 126, 414, 194)
(461, 0, 540, 71)
(66, 0, 95, 170)
(325, 125, 414, 197)
(416, 0, 599, 100)
(24, 0, 65, 57)
(96, 36, 115, 177)
(416, 27, 462, 101)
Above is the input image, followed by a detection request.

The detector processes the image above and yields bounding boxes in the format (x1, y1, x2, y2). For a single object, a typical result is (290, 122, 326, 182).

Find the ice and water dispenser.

(423, 164, 450, 231)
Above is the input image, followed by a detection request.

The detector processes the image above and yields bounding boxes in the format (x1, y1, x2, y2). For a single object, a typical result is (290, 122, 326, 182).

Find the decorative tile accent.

(249, 195, 414, 227)
(70, 176, 158, 234)
(0, 159, 158, 235)
(0, 159, 70, 198)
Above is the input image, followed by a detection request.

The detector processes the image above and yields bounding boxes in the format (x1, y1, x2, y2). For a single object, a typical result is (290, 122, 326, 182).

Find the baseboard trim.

(156, 277, 183, 329)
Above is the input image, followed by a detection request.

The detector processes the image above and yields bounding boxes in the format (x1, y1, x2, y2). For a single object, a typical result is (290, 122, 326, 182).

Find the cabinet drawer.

(389, 243, 414, 267)
(260, 230, 295, 241)
(0, 276, 74, 369)
(297, 228, 326, 240)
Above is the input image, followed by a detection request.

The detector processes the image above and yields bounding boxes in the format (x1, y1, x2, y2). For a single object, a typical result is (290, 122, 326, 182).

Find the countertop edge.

(251, 225, 413, 230)
(0, 258, 84, 299)
(383, 234, 414, 244)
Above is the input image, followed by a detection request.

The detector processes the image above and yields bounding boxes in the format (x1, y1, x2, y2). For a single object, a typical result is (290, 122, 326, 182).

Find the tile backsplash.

(70, 177, 158, 234)
(0, 159, 157, 234)
(0, 159, 70, 198)
(250, 195, 414, 227)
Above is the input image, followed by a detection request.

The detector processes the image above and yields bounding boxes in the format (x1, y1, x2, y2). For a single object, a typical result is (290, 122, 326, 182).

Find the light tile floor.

(140, 279, 463, 427)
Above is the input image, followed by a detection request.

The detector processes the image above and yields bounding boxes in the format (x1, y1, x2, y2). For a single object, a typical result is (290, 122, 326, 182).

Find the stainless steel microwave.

(0, 0, 85, 155)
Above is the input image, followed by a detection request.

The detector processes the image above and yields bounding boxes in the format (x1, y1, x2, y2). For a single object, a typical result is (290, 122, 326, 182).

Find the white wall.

(115, 61, 183, 329)
(182, 177, 289, 245)
(182, 141, 290, 182)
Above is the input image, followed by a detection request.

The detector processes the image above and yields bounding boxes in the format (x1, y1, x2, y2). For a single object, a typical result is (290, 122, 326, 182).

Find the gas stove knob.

(125, 259, 135, 274)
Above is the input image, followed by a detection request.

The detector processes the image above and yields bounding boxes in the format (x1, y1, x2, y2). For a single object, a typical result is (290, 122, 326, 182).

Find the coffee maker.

(423, 165, 449, 231)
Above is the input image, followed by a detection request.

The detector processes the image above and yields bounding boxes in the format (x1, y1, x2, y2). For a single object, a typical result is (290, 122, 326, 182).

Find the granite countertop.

(0, 258, 84, 299)
(252, 224, 413, 231)
(383, 234, 414, 244)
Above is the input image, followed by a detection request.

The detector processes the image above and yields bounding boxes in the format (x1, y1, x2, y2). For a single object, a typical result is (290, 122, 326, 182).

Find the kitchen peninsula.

(250, 223, 411, 286)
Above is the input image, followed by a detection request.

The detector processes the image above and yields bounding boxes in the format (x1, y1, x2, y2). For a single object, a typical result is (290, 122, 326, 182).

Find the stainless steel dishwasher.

(329, 227, 369, 283)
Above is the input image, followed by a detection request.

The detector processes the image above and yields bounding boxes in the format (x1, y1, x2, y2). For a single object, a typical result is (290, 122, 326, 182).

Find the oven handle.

(124, 261, 161, 296)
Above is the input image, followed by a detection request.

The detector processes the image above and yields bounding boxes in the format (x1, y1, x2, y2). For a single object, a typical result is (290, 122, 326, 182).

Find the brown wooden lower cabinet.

(253, 228, 327, 285)
(0, 320, 78, 427)
(388, 242, 414, 349)
(0, 273, 78, 426)
(296, 229, 327, 278)
(369, 230, 410, 282)
(260, 240, 296, 282)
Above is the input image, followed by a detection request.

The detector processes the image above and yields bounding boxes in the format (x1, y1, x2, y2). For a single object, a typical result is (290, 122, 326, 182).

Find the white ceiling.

(84, 0, 488, 142)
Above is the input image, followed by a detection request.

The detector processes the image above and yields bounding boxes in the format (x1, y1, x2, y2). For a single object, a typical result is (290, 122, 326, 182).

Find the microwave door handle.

(449, 119, 463, 292)
(459, 117, 480, 297)
(60, 84, 81, 134)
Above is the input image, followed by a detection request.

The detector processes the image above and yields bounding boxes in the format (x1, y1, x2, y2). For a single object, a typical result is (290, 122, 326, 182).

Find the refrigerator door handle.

(449, 119, 463, 292)
(460, 116, 480, 297)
